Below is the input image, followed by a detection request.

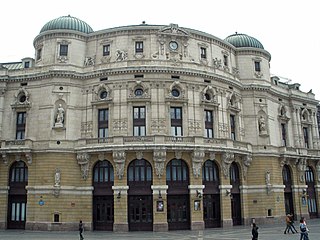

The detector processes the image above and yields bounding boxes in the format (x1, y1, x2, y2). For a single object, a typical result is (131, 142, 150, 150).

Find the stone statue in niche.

(54, 168, 61, 187)
(258, 115, 267, 134)
(55, 104, 65, 127)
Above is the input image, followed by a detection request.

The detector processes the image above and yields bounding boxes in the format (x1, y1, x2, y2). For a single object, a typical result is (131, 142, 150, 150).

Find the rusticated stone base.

(26, 221, 92, 231)
(153, 222, 168, 232)
(0, 221, 6, 229)
(191, 221, 204, 230)
(113, 223, 128, 232)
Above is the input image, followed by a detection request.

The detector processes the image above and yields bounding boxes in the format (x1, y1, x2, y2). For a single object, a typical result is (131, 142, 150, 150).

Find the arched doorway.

(92, 160, 114, 230)
(282, 164, 294, 216)
(7, 161, 28, 229)
(230, 162, 242, 225)
(202, 160, 221, 228)
(127, 159, 153, 231)
(305, 166, 318, 218)
(166, 159, 190, 230)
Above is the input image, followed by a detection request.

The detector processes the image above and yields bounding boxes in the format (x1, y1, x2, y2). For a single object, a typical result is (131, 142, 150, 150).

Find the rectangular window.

(24, 62, 30, 68)
(223, 55, 228, 66)
(103, 44, 110, 56)
(205, 110, 214, 138)
(36, 48, 42, 61)
(135, 41, 143, 53)
(281, 123, 287, 146)
(133, 107, 146, 136)
(230, 114, 236, 140)
(59, 44, 68, 56)
(200, 47, 207, 59)
(98, 109, 109, 139)
(303, 127, 309, 148)
(16, 112, 26, 140)
(254, 61, 261, 72)
(170, 107, 183, 136)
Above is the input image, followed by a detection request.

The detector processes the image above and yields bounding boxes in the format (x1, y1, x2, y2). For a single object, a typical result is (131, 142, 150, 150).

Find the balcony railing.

(165, 136, 195, 143)
(124, 136, 154, 142)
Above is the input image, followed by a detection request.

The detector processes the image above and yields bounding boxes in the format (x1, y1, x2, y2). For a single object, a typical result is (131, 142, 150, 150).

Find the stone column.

(112, 186, 129, 232)
(219, 184, 233, 227)
(188, 185, 205, 230)
(151, 185, 168, 231)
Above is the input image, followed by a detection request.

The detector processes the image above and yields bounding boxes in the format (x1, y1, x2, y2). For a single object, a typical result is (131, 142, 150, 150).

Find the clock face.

(169, 41, 178, 50)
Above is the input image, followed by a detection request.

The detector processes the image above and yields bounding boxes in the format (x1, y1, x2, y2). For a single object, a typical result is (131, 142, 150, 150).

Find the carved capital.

(222, 152, 234, 178)
(154, 148, 166, 178)
(192, 149, 205, 178)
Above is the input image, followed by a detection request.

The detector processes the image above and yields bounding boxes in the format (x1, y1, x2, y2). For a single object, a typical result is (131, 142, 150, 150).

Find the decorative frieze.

(77, 152, 90, 180)
(192, 149, 205, 178)
(153, 148, 166, 178)
(222, 152, 234, 178)
(113, 150, 126, 179)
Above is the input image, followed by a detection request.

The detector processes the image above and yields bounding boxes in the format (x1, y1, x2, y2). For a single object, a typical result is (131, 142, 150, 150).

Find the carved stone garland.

(113, 150, 126, 179)
(153, 148, 166, 178)
(222, 152, 234, 178)
(192, 149, 205, 178)
(77, 152, 90, 180)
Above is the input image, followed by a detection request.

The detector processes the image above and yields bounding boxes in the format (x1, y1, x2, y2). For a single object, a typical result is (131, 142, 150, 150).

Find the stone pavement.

(0, 218, 319, 240)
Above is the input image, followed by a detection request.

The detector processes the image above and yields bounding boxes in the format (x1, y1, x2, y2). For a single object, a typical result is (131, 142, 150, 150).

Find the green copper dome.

(40, 15, 93, 34)
(225, 33, 264, 49)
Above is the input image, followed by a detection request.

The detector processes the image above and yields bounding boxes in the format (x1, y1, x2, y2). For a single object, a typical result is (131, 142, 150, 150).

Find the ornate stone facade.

(0, 16, 319, 232)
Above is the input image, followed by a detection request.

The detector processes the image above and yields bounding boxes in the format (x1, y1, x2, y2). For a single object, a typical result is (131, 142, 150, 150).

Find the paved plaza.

(0, 218, 319, 240)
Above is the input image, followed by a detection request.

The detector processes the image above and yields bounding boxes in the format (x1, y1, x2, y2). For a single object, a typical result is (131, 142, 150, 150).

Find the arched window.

(202, 160, 219, 182)
(128, 159, 152, 182)
(10, 161, 28, 183)
(229, 162, 239, 183)
(282, 165, 292, 184)
(166, 159, 188, 182)
(93, 160, 114, 183)
(305, 166, 314, 182)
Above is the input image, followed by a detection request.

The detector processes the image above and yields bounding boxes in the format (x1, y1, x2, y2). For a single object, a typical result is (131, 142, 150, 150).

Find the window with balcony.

(230, 114, 236, 140)
(98, 109, 109, 139)
(135, 41, 143, 53)
(205, 110, 214, 138)
(133, 107, 146, 136)
(103, 44, 110, 56)
(59, 44, 68, 56)
(303, 127, 309, 148)
(16, 112, 26, 140)
(170, 107, 182, 136)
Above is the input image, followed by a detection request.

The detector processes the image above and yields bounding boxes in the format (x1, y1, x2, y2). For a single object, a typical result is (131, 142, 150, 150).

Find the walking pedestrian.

(79, 220, 84, 240)
(284, 214, 295, 234)
(299, 217, 309, 240)
(289, 214, 298, 233)
(251, 223, 259, 240)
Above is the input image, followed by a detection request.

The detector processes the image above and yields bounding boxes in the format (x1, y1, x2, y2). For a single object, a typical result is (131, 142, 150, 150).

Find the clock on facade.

(169, 41, 178, 50)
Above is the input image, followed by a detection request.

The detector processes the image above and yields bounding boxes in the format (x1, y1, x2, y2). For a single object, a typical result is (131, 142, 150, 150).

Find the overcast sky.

(1, 0, 319, 100)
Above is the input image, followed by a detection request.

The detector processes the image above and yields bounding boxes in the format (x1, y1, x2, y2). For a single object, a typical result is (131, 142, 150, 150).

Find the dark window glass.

(135, 41, 143, 53)
(281, 123, 287, 146)
(128, 159, 152, 182)
(103, 44, 110, 56)
(134, 88, 143, 96)
(59, 44, 68, 56)
(166, 159, 188, 182)
(133, 107, 146, 136)
(229, 163, 239, 183)
(254, 61, 261, 72)
(202, 160, 218, 182)
(24, 62, 30, 68)
(93, 160, 114, 183)
(171, 89, 180, 97)
(98, 109, 108, 139)
(223, 55, 228, 66)
(37, 48, 42, 60)
(170, 107, 183, 136)
(230, 114, 236, 140)
(200, 47, 207, 59)
(16, 112, 26, 140)
(10, 161, 28, 183)
(303, 127, 309, 148)
(100, 91, 108, 99)
(205, 110, 214, 138)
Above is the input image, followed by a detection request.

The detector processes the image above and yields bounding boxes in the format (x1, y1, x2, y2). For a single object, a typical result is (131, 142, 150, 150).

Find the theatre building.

(0, 15, 320, 231)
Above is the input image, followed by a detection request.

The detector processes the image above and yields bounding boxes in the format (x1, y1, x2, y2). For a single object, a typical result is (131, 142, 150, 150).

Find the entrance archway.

(7, 161, 28, 229)
(92, 160, 114, 230)
(127, 159, 153, 231)
(202, 160, 221, 228)
(282, 164, 294, 216)
(166, 159, 190, 230)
